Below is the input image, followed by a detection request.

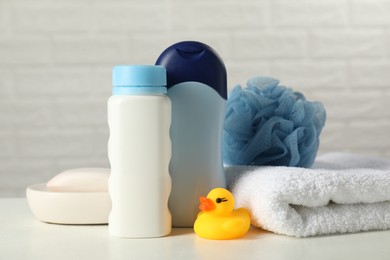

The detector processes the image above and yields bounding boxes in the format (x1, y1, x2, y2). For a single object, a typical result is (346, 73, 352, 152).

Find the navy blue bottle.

(156, 41, 227, 227)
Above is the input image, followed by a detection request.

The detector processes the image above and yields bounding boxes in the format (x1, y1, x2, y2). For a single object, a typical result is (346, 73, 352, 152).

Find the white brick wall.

(0, 0, 390, 197)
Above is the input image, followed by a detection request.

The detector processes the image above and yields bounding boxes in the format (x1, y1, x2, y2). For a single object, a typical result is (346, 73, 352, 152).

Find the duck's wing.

(222, 218, 246, 231)
(223, 209, 251, 231)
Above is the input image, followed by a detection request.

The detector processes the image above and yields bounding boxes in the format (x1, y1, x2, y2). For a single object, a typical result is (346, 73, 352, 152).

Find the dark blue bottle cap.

(155, 41, 227, 100)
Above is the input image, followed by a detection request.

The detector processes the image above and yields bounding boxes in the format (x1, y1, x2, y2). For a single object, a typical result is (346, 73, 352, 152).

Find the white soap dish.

(26, 183, 111, 225)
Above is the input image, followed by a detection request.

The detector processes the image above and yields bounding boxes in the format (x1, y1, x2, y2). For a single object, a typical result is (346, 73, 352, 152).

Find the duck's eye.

(216, 198, 228, 203)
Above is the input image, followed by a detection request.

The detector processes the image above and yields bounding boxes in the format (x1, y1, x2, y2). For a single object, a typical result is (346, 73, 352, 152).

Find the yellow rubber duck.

(194, 188, 251, 240)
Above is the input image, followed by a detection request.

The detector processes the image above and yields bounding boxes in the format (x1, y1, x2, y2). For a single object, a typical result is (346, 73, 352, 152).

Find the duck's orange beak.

(199, 197, 215, 212)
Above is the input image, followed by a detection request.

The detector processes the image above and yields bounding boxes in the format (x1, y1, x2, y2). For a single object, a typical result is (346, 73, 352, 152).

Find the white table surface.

(1, 198, 390, 260)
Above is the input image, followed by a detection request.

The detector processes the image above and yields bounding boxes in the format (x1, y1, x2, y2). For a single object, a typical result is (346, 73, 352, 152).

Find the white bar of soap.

(46, 168, 110, 192)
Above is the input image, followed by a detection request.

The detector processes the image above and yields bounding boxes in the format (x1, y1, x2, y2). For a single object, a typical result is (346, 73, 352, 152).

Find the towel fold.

(226, 153, 390, 237)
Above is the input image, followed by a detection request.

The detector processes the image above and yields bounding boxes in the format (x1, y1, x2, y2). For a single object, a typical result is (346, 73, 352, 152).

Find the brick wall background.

(1, 0, 390, 196)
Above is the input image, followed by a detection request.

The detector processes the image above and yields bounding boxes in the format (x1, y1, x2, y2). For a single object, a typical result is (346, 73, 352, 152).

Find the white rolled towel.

(226, 153, 390, 237)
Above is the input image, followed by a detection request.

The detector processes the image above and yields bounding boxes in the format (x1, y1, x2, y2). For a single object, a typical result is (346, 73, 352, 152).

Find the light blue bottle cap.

(112, 65, 167, 95)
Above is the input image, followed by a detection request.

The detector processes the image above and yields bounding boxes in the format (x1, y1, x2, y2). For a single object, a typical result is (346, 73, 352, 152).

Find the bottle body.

(108, 94, 172, 237)
(168, 82, 226, 227)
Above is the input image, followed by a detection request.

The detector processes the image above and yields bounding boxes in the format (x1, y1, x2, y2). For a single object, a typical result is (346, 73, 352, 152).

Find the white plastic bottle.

(108, 65, 171, 238)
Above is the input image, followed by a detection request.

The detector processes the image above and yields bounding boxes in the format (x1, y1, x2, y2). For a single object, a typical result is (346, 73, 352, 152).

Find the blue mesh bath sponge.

(223, 76, 326, 167)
